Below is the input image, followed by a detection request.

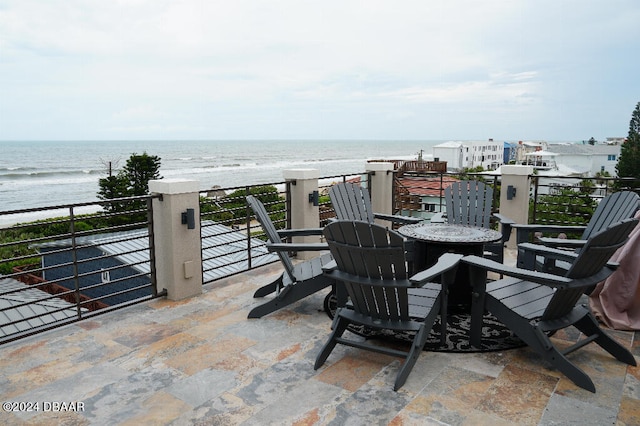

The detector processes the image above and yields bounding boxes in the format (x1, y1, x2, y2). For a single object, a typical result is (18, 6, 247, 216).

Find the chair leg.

(315, 315, 349, 370)
(489, 302, 597, 392)
(394, 325, 428, 391)
(253, 274, 283, 298)
(439, 288, 448, 346)
(574, 313, 637, 367)
(248, 277, 334, 318)
(530, 326, 596, 393)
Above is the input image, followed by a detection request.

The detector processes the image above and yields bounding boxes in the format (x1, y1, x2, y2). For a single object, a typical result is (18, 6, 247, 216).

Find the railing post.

(283, 169, 320, 260)
(367, 162, 395, 227)
(149, 179, 203, 300)
(500, 165, 533, 249)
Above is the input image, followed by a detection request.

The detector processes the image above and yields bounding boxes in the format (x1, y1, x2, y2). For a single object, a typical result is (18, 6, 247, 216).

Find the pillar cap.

(283, 169, 319, 180)
(500, 165, 534, 175)
(366, 162, 395, 172)
(149, 179, 200, 194)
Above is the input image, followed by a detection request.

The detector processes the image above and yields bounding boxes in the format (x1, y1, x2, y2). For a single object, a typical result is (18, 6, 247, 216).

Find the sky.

(0, 0, 639, 142)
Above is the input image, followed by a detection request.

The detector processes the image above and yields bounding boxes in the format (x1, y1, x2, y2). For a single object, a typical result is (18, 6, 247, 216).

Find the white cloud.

(1, 0, 639, 140)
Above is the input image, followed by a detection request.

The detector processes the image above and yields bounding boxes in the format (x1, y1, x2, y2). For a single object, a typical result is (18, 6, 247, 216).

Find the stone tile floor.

(1, 258, 639, 425)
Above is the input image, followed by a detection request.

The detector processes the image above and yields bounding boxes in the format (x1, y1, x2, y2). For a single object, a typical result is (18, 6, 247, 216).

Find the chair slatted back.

(581, 191, 639, 240)
(329, 183, 375, 223)
(246, 195, 296, 282)
(542, 218, 638, 320)
(323, 221, 410, 321)
(445, 180, 493, 228)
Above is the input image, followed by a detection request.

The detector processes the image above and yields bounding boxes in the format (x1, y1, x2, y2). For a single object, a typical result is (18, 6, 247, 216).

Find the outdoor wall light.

(506, 185, 517, 200)
(181, 208, 195, 229)
(308, 190, 319, 206)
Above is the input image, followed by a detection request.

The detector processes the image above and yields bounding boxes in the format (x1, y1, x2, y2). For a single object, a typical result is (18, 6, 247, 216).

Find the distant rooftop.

(398, 176, 460, 197)
(0, 277, 84, 338)
(548, 143, 621, 155)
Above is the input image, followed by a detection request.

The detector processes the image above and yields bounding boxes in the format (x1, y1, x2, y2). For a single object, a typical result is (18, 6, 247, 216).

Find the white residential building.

(433, 139, 504, 171)
(546, 143, 621, 176)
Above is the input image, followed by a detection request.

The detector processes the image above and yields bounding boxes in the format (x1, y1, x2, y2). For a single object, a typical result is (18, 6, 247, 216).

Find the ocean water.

(0, 140, 439, 225)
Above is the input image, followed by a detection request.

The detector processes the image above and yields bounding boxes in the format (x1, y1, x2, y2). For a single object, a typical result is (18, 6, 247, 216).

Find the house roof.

(433, 141, 464, 148)
(547, 144, 620, 155)
(34, 221, 279, 283)
(0, 277, 84, 338)
(398, 176, 460, 197)
(88, 222, 279, 282)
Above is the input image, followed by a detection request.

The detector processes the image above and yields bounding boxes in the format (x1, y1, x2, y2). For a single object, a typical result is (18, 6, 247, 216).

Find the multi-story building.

(433, 139, 504, 171)
(546, 143, 622, 176)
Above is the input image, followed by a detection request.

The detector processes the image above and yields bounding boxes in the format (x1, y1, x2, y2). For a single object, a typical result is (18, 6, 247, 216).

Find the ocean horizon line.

(0, 138, 584, 144)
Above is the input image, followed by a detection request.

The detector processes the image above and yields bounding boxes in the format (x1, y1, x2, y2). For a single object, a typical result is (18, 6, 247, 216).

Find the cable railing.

(530, 175, 640, 227)
(2, 171, 639, 346)
(199, 182, 291, 285)
(0, 195, 161, 345)
(197, 174, 367, 285)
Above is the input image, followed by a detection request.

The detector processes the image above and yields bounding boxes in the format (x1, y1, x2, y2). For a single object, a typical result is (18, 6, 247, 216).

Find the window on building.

(608, 155, 616, 161)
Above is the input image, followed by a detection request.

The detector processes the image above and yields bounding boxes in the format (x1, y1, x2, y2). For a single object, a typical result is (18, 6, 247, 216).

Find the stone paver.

(0, 261, 637, 425)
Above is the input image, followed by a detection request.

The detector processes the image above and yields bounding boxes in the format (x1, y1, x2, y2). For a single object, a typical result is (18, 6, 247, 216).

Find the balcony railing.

(529, 175, 640, 226)
(1, 170, 639, 346)
(0, 195, 162, 344)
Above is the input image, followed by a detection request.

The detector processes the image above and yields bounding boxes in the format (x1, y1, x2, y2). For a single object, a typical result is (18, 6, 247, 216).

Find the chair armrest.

(409, 253, 462, 285)
(512, 223, 587, 244)
(373, 213, 423, 224)
(493, 213, 515, 243)
(493, 213, 514, 225)
(537, 236, 587, 249)
(277, 228, 325, 238)
(518, 242, 580, 263)
(462, 255, 572, 288)
(266, 242, 329, 252)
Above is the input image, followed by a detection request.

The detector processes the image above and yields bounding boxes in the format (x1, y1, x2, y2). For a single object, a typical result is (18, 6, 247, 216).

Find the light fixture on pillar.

(181, 208, 195, 229)
(308, 190, 319, 206)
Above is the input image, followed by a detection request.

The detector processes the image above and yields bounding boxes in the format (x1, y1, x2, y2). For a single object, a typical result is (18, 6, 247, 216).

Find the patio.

(1, 249, 639, 425)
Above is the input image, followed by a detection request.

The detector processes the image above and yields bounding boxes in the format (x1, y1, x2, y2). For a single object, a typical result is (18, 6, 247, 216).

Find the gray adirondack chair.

(515, 190, 639, 270)
(325, 182, 423, 316)
(462, 218, 638, 392)
(329, 182, 422, 225)
(246, 195, 334, 318)
(315, 220, 461, 391)
(438, 180, 513, 264)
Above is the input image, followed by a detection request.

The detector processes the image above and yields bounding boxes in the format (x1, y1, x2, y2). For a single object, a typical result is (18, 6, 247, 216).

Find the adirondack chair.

(245, 195, 335, 318)
(324, 182, 423, 316)
(515, 190, 639, 271)
(315, 220, 461, 391)
(329, 182, 422, 225)
(462, 218, 638, 392)
(434, 180, 513, 264)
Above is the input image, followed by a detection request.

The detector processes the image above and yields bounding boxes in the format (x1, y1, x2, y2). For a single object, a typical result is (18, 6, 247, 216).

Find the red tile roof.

(397, 176, 460, 197)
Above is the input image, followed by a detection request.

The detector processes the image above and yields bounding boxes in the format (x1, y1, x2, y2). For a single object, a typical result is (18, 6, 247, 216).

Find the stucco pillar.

(366, 162, 395, 227)
(283, 169, 320, 260)
(499, 165, 533, 249)
(149, 179, 203, 300)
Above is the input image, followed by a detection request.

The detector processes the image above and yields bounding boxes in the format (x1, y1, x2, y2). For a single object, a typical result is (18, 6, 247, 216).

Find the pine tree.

(98, 152, 162, 220)
(615, 102, 640, 189)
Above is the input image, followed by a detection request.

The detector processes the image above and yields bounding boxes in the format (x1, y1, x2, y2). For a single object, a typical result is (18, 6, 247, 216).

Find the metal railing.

(0, 195, 161, 345)
(197, 174, 366, 285)
(2, 171, 638, 346)
(199, 182, 291, 285)
(530, 175, 640, 226)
